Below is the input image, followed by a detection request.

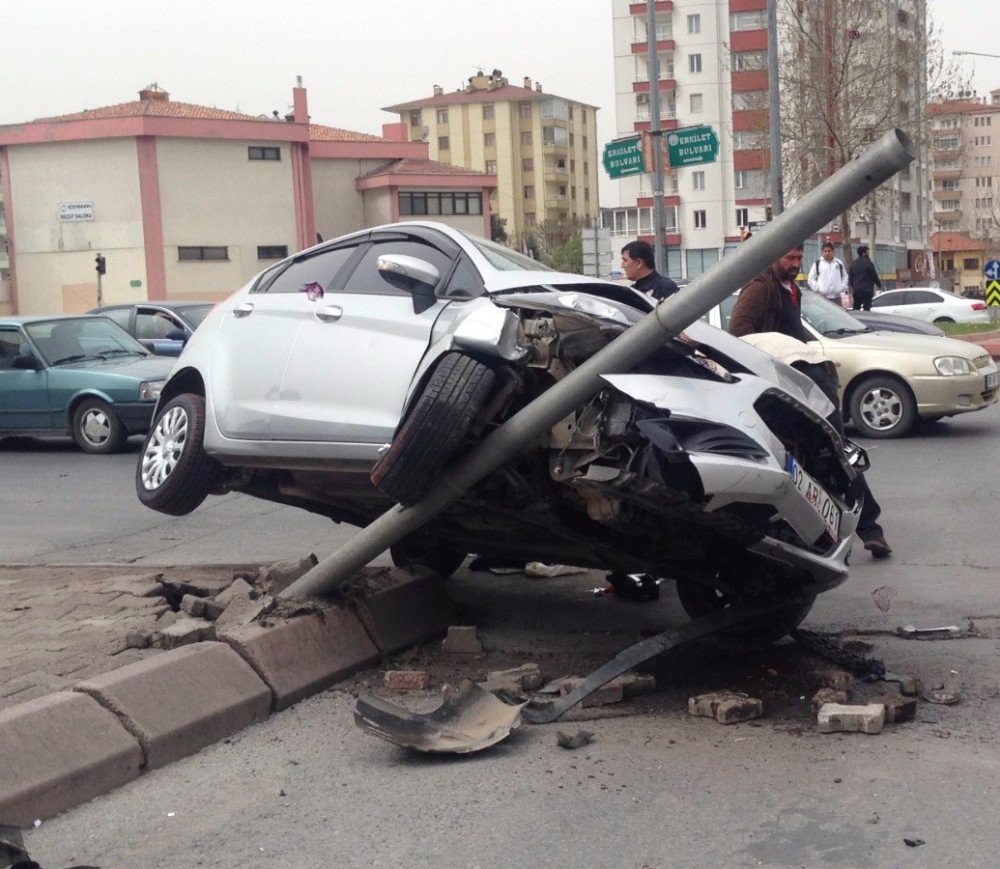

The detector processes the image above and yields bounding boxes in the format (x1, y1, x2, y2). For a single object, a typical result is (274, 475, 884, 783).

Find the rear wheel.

(136, 393, 222, 515)
(674, 578, 816, 644)
(848, 375, 916, 439)
(371, 353, 496, 506)
(72, 398, 127, 454)
(933, 317, 955, 324)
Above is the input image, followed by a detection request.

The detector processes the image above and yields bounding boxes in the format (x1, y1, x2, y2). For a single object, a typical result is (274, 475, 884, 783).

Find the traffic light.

(95, 254, 106, 276)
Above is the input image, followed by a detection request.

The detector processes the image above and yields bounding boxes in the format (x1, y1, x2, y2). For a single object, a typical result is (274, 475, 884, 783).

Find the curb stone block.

(221, 609, 378, 711)
(352, 568, 457, 654)
(0, 692, 142, 826)
(75, 642, 270, 770)
(153, 617, 217, 649)
(214, 591, 274, 629)
(817, 703, 886, 734)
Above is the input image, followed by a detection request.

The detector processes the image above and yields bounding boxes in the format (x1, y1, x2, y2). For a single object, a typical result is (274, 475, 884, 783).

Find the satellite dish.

(420, 125, 430, 141)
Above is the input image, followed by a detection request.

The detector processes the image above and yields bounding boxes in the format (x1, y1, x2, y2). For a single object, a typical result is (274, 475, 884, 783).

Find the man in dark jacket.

(730, 244, 892, 558)
(621, 240, 679, 301)
(847, 245, 882, 311)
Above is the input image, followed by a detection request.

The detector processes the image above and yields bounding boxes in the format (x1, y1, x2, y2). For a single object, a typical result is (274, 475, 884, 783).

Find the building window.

(732, 90, 766, 110)
(524, 185, 534, 199)
(583, 161, 589, 174)
(257, 245, 288, 260)
(687, 13, 701, 34)
(694, 210, 707, 229)
(438, 136, 450, 151)
(484, 132, 496, 147)
(179, 246, 228, 261)
(735, 207, 749, 228)
(483, 104, 494, 120)
(522, 158, 534, 171)
(485, 160, 498, 174)
(692, 171, 705, 190)
(436, 108, 449, 124)
(690, 93, 704, 113)
(584, 187, 590, 201)
(248, 146, 280, 161)
(730, 10, 767, 30)
(900, 192, 912, 210)
(689, 53, 702, 74)
(522, 132, 533, 146)
(409, 111, 421, 126)
(568, 105, 574, 120)
(582, 135, 588, 148)
(525, 213, 536, 226)
(543, 126, 568, 146)
(733, 130, 760, 150)
(398, 191, 483, 216)
(731, 50, 768, 71)
(519, 102, 532, 119)
(734, 169, 748, 189)
(964, 257, 981, 270)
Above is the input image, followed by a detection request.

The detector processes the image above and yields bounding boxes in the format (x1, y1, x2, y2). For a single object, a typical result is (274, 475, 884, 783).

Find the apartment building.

(608, 0, 929, 282)
(384, 71, 600, 241)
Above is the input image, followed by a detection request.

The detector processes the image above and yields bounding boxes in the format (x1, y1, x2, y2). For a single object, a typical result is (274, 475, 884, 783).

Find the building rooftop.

(929, 231, 985, 252)
(359, 157, 494, 179)
(384, 71, 597, 112)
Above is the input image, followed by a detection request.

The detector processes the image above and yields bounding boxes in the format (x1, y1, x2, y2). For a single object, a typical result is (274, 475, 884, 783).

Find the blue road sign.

(984, 259, 1000, 281)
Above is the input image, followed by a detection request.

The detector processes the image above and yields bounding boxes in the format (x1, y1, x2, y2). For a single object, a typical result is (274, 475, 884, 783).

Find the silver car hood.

(483, 272, 628, 294)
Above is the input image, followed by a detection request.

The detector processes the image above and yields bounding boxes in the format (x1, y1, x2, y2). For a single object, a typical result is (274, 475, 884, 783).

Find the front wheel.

(848, 375, 916, 439)
(72, 398, 127, 454)
(136, 393, 222, 515)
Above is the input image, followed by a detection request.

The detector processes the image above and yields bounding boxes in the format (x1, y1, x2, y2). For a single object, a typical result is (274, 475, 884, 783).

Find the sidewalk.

(955, 329, 1000, 358)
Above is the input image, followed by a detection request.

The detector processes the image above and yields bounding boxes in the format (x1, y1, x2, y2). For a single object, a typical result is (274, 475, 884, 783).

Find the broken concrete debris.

(257, 553, 319, 596)
(384, 670, 431, 691)
(214, 578, 255, 608)
(688, 691, 764, 724)
(441, 625, 484, 654)
(881, 694, 917, 724)
(479, 664, 545, 697)
(557, 729, 594, 749)
(154, 618, 217, 650)
(811, 688, 850, 714)
(896, 624, 962, 638)
(808, 669, 855, 691)
(816, 703, 885, 734)
(899, 677, 921, 697)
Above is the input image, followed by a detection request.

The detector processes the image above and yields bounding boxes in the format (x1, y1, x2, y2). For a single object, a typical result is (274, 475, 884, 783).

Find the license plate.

(986, 371, 999, 390)
(787, 456, 841, 542)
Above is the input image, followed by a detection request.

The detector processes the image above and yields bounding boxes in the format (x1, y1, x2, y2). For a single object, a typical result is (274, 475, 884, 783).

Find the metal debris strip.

(791, 629, 890, 681)
(354, 679, 526, 754)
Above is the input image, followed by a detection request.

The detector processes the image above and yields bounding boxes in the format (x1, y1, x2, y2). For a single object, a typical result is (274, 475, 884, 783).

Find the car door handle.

(233, 302, 254, 318)
(314, 305, 343, 322)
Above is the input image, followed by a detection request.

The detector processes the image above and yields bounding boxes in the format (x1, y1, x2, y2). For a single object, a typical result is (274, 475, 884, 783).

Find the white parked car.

(870, 287, 991, 325)
(134, 221, 872, 641)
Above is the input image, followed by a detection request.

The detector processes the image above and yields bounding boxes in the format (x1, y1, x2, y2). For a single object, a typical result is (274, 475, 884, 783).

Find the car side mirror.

(12, 355, 42, 370)
(377, 254, 440, 295)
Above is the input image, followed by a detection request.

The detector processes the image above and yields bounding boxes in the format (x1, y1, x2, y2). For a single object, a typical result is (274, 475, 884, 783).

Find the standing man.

(729, 244, 892, 558)
(807, 242, 849, 306)
(621, 240, 679, 301)
(848, 244, 883, 311)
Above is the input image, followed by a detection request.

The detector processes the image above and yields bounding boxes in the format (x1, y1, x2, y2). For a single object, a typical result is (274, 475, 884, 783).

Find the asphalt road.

(5, 408, 1000, 867)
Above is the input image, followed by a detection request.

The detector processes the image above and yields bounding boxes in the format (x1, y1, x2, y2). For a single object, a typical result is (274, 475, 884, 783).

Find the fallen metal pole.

(281, 129, 916, 600)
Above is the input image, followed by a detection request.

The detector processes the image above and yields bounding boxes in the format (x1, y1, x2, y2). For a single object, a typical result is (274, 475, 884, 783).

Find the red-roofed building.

(0, 84, 495, 315)
(929, 231, 994, 296)
(383, 71, 599, 241)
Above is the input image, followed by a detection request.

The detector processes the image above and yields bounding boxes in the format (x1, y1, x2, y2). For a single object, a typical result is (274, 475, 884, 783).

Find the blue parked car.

(87, 301, 214, 356)
(0, 315, 175, 453)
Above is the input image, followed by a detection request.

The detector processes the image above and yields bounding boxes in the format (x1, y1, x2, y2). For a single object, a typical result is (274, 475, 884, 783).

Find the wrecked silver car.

(137, 221, 864, 640)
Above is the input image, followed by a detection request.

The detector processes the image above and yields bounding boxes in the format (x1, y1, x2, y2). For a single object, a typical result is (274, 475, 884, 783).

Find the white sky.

(1, 0, 995, 202)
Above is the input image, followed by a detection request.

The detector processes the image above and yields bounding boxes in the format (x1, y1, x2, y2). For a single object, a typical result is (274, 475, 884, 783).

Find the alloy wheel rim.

(859, 387, 902, 432)
(81, 409, 111, 445)
(140, 406, 189, 490)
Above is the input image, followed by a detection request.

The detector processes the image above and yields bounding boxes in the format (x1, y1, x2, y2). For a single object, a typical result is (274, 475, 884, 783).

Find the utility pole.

(646, 0, 668, 275)
(767, 0, 784, 216)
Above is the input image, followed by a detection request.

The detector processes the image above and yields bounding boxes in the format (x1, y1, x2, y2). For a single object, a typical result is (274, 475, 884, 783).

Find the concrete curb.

(0, 566, 455, 827)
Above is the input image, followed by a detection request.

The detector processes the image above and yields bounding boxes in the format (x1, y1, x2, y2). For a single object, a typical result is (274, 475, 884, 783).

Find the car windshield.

(178, 304, 213, 329)
(25, 317, 149, 365)
(468, 235, 555, 272)
(799, 291, 870, 337)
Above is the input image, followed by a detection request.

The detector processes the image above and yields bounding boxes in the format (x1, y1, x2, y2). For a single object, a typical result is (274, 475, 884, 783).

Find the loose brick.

(352, 568, 456, 654)
(882, 694, 917, 724)
(221, 609, 377, 711)
(441, 625, 484, 654)
(75, 642, 270, 769)
(809, 669, 855, 691)
(385, 670, 432, 691)
(689, 691, 764, 724)
(0, 692, 142, 826)
(180, 594, 206, 617)
(214, 578, 254, 608)
(153, 617, 217, 650)
(811, 687, 850, 714)
(618, 673, 657, 698)
(214, 591, 273, 629)
(899, 677, 921, 697)
(557, 676, 624, 708)
(480, 664, 543, 695)
(258, 554, 319, 596)
(817, 703, 886, 734)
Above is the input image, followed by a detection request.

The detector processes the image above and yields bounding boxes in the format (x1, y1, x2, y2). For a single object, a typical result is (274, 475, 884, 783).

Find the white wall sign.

(58, 201, 94, 222)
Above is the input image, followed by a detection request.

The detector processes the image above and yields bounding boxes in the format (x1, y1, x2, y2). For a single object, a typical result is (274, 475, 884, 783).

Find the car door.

(870, 291, 910, 317)
(906, 290, 943, 322)
(272, 229, 461, 444)
(0, 326, 53, 431)
(209, 243, 363, 440)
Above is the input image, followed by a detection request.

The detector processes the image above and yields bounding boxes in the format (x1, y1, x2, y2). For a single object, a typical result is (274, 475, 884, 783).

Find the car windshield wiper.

(51, 354, 96, 365)
(98, 349, 146, 359)
(821, 327, 868, 337)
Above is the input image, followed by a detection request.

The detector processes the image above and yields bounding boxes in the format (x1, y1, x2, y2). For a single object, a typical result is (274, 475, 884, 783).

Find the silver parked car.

(135, 222, 869, 640)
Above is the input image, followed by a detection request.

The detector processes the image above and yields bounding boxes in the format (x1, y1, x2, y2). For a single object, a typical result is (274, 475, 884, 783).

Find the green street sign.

(603, 136, 645, 180)
(129, 279, 142, 288)
(666, 125, 719, 168)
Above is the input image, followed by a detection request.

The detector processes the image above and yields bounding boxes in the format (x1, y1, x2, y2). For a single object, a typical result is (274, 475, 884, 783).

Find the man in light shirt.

(807, 242, 849, 306)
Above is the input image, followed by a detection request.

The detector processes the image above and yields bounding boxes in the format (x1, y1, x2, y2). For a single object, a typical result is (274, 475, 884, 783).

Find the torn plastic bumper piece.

(354, 679, 526, 754)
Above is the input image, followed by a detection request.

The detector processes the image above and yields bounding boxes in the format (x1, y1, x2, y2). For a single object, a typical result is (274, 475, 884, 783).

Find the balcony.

(543, 164, 570, 182)
(630, 1, 672, 12)
(933, 207, 962, 220)
(635, 108, 678, 123)
(633, 78, 677, 92)
(632, 39, 675, 53)
(932, 188, 962, 200)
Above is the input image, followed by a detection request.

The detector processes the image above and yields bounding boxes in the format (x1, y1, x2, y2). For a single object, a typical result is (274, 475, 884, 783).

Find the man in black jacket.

(621, 240, 679, 301)
(848, 245, 883, 311)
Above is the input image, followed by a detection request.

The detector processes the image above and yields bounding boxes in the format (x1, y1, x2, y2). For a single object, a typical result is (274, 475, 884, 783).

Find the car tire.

(848, 375, 917, 439)
(389, 537, 467, 579)
(674, 579, 816, 644)
(933, 317, 955, 324)
(72, 398, 127, 454)
(371, 352, 496, 506)
(136, 393, 222, 516)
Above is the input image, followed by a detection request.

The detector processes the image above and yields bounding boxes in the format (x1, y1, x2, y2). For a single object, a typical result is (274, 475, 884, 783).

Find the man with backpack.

(807, 241, 849, 306)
